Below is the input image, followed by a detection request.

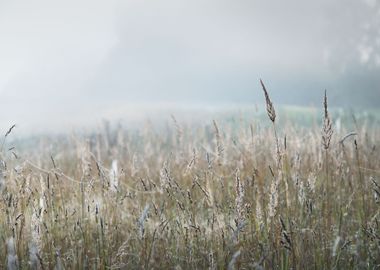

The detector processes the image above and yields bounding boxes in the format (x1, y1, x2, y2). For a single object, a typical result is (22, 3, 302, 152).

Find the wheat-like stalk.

(260, 79, 281, 167)
(260, 79, 276, 123)
(213, 120, 224, 165)
(322, 90, 333, 150)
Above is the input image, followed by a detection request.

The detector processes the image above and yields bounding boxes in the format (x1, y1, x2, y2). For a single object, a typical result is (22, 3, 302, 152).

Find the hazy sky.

(0, 0, 379, 132)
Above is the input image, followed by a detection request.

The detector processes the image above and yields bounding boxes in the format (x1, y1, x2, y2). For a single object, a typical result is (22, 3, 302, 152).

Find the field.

(1, 90, 380, 269)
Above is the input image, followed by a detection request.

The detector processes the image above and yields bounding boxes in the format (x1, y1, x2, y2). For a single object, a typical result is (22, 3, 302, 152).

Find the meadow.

(1, 85, 380, 269)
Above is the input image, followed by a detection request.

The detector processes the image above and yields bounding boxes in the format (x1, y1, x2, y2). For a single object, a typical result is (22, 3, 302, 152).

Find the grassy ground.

(0, 100, 380, 269)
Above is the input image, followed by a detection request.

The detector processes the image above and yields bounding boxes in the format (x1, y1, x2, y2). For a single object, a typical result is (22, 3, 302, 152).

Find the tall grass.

(0, 85, 379, 269)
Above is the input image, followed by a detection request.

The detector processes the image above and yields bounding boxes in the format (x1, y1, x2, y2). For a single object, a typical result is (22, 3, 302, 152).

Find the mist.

(0, 0, 379, 133)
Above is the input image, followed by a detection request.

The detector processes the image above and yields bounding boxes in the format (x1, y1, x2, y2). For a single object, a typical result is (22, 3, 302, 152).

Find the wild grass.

(0, 86, 380, 269)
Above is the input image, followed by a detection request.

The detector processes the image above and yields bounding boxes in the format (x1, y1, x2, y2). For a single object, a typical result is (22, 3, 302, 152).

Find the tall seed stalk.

(322, 90, 333, 233)
(260, 79, 281, 168)
(260, 79, 285, 255)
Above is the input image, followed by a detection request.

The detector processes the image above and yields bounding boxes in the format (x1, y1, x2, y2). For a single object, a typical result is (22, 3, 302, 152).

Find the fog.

(0, 0, 379, 133)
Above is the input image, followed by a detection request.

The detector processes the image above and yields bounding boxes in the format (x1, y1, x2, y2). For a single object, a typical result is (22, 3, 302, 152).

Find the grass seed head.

(322, 90, 333, 150)
(260, 79, 276, 123)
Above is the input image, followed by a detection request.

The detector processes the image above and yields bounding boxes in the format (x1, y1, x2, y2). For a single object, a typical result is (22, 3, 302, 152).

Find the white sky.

(0, 0, 379, 133)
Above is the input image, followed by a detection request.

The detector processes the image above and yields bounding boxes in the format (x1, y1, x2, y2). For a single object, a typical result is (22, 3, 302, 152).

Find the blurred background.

(0, 0, 379, 134)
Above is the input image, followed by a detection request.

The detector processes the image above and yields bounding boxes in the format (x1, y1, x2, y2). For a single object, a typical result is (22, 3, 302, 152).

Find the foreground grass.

(0, 103, 379, 269)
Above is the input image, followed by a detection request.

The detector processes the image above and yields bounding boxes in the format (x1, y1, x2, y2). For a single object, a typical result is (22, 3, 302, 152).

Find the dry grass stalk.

(260, 79, 276, 123)
(213, 120, 224, 164)
(260, 79, 281, 167)
(235, 169, 245, 232)
(322, 90, 333, 150)
(171, 114, 183, 144)
(1, 124, 16, 152)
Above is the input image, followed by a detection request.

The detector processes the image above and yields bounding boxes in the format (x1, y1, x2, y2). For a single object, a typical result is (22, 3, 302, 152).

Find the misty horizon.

(0, 0, 379, 133)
